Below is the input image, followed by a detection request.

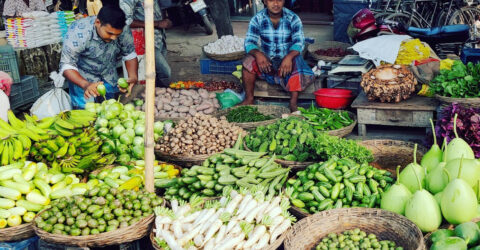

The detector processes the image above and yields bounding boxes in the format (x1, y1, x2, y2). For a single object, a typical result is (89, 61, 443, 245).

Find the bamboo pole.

(144, 0, 155, 193)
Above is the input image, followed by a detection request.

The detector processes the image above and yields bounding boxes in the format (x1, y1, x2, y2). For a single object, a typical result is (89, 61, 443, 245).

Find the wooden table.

(352, 92, 438, 137)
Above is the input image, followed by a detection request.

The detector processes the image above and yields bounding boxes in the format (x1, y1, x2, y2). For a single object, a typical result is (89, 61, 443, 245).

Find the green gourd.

(445, 157, 480, 188)
(399, 144, 426, 193)
(441, 157, 478, 225)
(422, 119, 443, 173)
(445, 113, 474, 161)
(426, 141, 449, 194)
(404, 165, 442, 232)
(431, 237, 467, 250)
(454, 222, 480, 246)
(380, 166, 412, 215)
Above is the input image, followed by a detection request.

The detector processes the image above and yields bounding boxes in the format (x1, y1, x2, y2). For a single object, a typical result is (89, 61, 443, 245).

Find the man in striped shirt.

(241, 0, 314, 112)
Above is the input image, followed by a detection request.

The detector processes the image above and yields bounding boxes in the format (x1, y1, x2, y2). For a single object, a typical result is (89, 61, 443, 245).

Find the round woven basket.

(33, 211, 154, 247)
(359, 139, 428, 175)
(307, 41, 351, 62)
(325, 111, 357, 138)
(284, 208, 425, 250)
(214, 105, 290, 130)
(424, 217, 480, 248)
(154, 150, 211, 167)
(203, 46, 246, 61)
(0, 223, 35, 242)
(435, 94, 480, 108)
(150, 224, 288, 250)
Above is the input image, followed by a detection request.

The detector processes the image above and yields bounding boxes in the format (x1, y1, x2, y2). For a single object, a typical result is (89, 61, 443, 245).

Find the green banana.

(54, 118, 75, 130)
(55, 143, 69, 158)
(12, 138, 23, 160)
(54, 124, 74, 137)
(46, 140, 59, 152)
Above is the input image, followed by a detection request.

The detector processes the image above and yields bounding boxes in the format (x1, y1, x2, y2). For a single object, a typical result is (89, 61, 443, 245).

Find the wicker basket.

(325, 111, 357, 138)
(150, 224, 288, 250)
(154, 150, 211, 167)
(284, 208, 425, 250)
(307, 41, 351, 62)
(243, 142, 314, 170)
(359, 139, 428, 175)
(0, 223, 35, 242)
(203, 46, 246, 61)
(424, 218, 480, 248)
(214, 105, 290, 130)
(435, 94, 480, 108)
(33, 211, 154, 247)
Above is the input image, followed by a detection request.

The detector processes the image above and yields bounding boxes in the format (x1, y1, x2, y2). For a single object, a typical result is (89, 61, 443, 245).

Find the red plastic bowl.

(314, 88, 354, 109)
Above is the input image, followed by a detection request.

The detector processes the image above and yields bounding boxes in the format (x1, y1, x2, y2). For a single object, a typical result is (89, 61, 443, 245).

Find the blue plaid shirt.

(244, 8, 305, 59)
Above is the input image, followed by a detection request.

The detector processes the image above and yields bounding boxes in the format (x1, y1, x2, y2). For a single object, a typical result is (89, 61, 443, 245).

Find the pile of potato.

(155, 114, 244, 155)
(138, 88, 220, 118)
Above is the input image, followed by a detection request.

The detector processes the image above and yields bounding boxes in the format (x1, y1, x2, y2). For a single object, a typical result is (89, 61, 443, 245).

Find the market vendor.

(2, 0, 47, 17)
(60, 4, 138, 109)
(120, 0, 172, 87)
(241, 0, 314, 112)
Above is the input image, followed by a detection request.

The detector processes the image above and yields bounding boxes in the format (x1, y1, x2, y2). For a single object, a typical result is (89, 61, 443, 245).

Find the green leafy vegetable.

(226, 106, 273, 123)
(429, 61, 480, 98)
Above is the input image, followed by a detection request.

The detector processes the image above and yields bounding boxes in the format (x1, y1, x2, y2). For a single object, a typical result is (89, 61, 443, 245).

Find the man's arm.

(245, 17, 272, 73)
(279, 15, 305, 77)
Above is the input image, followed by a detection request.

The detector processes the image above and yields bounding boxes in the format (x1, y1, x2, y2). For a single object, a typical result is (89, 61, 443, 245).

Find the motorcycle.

(168, 0, 215, 35)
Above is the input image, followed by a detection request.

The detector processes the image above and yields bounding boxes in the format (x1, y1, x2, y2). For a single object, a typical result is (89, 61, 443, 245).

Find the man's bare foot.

(290, 102, 298, 112)
(240, 98, 254, 106)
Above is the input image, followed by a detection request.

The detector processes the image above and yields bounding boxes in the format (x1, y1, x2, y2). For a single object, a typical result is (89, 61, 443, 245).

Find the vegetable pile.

(154, 188, 294, 249)
(286, 157, 394, 214)
(430, 221, 480, 249)
(155, 115, 244, 156)
(169, 81, 205, 90)
(133, 88, 220, 118)
(298, 104, 354, 131)
(381, 116, 480, 232)
(435, 103, 480, 157)
(203, 81, 241, 92)
(316, 228, 402, 250)
(226, 106, 273, 123)
(89, 99, 165, 165)
(314, 48, 350, 57)
(245, 117, 373, 163)
(203, 35, 245, 55)
(429, 61, 480, 98)
(161, 149, 289, 200)
(34, 184, 162, 236)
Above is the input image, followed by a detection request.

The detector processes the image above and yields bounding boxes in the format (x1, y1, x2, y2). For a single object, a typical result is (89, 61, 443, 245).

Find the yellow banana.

(0, 119, 15, 133)
(39, 147, 52, 156)
(54, 124, 74, 137)
(12, 138, 23, 160)
(23, 114, 37, 125)
(54, 118, 75, 130)
(46, 140, 59, 152)
(7, 110, 25, 129)
(67, 143, 76, 156)
(36, 117, 55, 129)
(0, 140, 5, 155)
(16, 134, 31, 151)
(55, 143, 69, 158)
(17, 128, 42, 142)
(1, 141, 10, 165)
(26, 124, 47, 135)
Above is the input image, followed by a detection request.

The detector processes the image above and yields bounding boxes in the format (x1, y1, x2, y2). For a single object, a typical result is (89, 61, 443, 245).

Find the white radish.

(182, 223, 193, 232)
(264, 196, 281, 214)
(155, 216, 172, 225)
(269, 216, 285, 233)
(216, 234, 245, 250)
(225, 193, 243, 214)
(177, 205, 191, 218)
(237, 194, 252, 213)
(229, 224, 241, 236)
(171, 200, 179, 213)
(255, 201, 270, 223)
(187, 246, 197, 250)
(270, 219, 291, 244)
(172, 221, 183, 239)
(204, 238, 215, 250)
(245, 202, 268, 223)
(192, 209, 208, 225)
(237, 199, 257, 220)
(253, 232, 270, 249)
(235, 240, 245, 250)
(159, 229, 183, 250)
(194, 234, 203, 247)
(194, 208, 215, 226)
(215, 225, 227, 244)
(202, 219, 222, 246)
(267, 206, 282, 219)
(179, 224, 202, 246)
(183, 210, 201, 223)
(226, 218, 238, 232)
(244, 225, 266, 248)
(219, 196, 228, 205)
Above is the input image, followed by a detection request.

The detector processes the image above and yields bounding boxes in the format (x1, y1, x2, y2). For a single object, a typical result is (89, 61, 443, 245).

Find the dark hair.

(97, 4, 126, 30)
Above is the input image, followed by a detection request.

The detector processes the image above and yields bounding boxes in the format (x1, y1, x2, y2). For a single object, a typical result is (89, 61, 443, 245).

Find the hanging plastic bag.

(0, 90, 10, 122)
(216, 89, 245, 109)
(30, 71, 71, 119)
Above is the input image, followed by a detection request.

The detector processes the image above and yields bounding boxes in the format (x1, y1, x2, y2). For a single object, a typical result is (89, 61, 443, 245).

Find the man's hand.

(119, 77, 137, 97)
(254, 52, 272, 74)
(155, 19, 173, 29)
(84, 82, 103, 99)
(279, 55, 294, 77)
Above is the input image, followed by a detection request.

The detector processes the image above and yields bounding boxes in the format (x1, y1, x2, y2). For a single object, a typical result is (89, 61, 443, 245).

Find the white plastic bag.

(30, 71, 71, 119)
(0, 90, 10, 122)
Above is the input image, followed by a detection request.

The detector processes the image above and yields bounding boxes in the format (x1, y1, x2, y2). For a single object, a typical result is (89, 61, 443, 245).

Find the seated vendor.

(120, 0, 172, 87)
(241, 0, 314, 112)
(3, 0, 47, 17)
(60, 4, 138, 109)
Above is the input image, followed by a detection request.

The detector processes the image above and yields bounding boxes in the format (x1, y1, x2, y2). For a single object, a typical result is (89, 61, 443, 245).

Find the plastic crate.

(200, 54, 242, 75)
(0, 45, 20, 83)
(0, 236, 38, 250)
(9, 75, 40, 109)
(326, 75, 362, 95)
(461, 47, 480, 64)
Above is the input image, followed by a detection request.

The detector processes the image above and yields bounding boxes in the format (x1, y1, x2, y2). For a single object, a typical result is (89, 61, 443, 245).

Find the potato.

(166, 88, 174, 94)
(178, 106, 189, 113)
(164, 104, 172, 111)
(172, 91, 180, 98)
(198, 88, 209, 99)
(180, 89, 191, 96)
(189, 109, 197, 116)
(196, 103, 211, 111)
(170, 101, 180, 107)
(209, 92, 216, 99)
(157, 87, 167, 94)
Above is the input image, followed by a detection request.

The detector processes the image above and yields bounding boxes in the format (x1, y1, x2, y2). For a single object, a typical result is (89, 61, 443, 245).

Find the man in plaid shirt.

(241, 0, 314, 112)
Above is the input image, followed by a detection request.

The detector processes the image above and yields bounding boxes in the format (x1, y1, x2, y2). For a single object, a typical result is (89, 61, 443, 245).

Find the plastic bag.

(0, 90, 9, 122)
(216, 89, 245, 109)
(395, 39, 430, 65)
(30, 71, 71, 119)
(440, 59, 455, 70)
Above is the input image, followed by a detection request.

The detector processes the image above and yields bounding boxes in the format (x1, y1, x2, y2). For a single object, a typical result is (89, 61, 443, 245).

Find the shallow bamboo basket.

(435, 94, 480, 108)
(203, 46, 246, 61)
(0, 223, 35, 242)
(284, 208, 425, 250)
(307, 41, 351, 62)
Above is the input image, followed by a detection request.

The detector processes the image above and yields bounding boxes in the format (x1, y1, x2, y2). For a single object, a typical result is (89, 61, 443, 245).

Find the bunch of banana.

(47, 110, 96, 137)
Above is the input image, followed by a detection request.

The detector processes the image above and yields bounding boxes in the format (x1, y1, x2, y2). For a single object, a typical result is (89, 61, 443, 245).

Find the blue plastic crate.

(461, 47, 480, 64)
(0, 236, 38, 250)
(200, 54, 243, 75)
(9, 76, 40, 109)
(0, 45, 20, 83)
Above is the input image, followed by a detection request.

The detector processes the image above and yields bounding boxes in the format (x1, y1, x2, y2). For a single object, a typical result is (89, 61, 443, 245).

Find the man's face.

(95, 19, 123, 43)
(264, 0, 284, 15)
